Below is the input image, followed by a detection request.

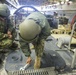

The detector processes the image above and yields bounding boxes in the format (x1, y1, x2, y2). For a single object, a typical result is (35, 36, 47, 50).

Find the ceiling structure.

(17, 0, 66, 6)
(17, 0, 76, 6)
(18, 0, 48, 6)
(5, 0, 76, 9)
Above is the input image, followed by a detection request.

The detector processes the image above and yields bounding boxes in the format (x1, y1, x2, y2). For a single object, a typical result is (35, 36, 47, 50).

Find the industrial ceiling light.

(66, 0, 69, 1)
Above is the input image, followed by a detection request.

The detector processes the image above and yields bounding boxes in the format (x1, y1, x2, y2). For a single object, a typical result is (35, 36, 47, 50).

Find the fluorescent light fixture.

(66, 0, 69, 1)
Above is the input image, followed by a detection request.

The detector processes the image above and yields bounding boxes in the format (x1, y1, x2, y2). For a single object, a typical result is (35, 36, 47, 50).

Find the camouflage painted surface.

(32, 38, 45, 57)
(19, 36, 31, 57)
(0, 16, 17, 51)
(0, 16, 17, 73)
(19, 12, 51, 57)
(0, 38, 12, 49)
(19, 12, 51, 69)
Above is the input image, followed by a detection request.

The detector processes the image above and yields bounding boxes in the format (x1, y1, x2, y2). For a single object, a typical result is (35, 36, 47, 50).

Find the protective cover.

(5, 46, 66, 72)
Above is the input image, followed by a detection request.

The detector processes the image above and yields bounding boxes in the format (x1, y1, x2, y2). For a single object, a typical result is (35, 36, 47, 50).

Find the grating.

(8, 67, 56, 75)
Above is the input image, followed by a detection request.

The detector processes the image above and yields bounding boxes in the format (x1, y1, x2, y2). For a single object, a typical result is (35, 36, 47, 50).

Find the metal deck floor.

(5, 36, 74, 71)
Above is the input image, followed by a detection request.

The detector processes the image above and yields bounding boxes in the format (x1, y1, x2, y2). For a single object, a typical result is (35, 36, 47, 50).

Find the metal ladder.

(68, 22, 76, 68)
(68, 22, 76, 50)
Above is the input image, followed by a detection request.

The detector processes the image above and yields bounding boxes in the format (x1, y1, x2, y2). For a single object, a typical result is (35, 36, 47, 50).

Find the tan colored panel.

(51, 34, 76, 44)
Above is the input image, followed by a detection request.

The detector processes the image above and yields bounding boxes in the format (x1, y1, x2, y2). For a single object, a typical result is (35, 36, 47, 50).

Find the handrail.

(68, 22, 76, 50)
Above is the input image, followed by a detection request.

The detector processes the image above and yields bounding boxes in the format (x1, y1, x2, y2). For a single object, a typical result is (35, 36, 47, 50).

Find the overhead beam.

(6, 0, 17, 9)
